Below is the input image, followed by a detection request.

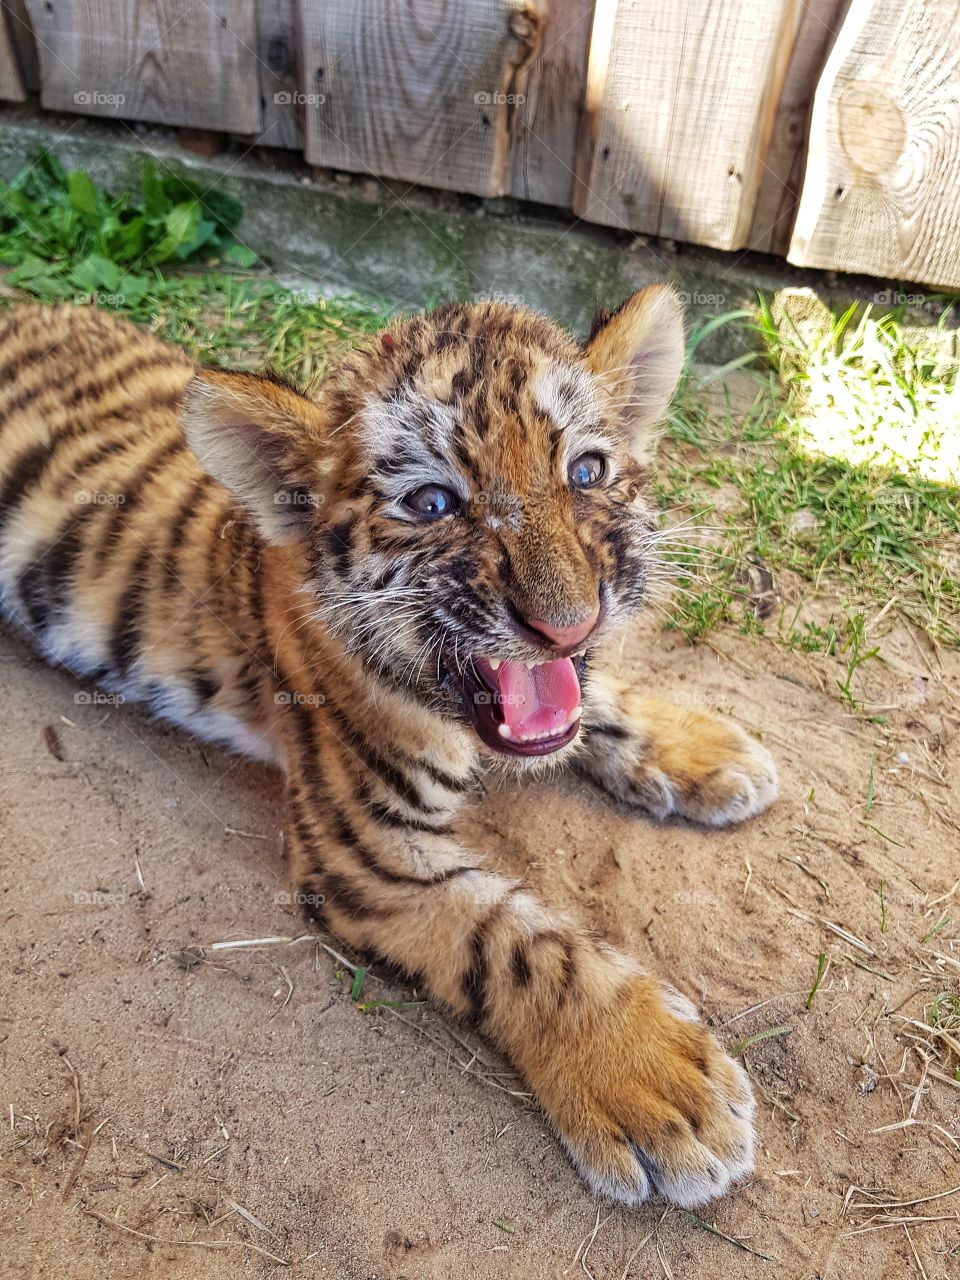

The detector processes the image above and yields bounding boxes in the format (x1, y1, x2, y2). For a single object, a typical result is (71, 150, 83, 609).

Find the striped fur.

(0, 291, 777, 1208)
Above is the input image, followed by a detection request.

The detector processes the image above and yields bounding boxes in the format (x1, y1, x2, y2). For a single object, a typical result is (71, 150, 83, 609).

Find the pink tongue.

(494, 658, 581, 737)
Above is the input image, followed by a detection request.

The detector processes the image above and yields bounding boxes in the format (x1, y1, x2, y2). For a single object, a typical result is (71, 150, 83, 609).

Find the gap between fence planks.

(510, 0, 593, 206)
(748, 0, 850, 255)
(0, 6, 24, 102)
(789, 0, 960, 289)
(255, 0, 302, 150)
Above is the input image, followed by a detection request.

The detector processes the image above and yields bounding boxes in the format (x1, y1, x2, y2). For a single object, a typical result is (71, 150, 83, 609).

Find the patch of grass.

(660, 303, 960, 656)
(0, 150, 256, 302)
(0, 154, 394, 388)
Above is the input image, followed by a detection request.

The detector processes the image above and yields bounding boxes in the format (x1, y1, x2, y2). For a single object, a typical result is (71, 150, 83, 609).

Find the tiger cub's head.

(184, 285, 685, 760)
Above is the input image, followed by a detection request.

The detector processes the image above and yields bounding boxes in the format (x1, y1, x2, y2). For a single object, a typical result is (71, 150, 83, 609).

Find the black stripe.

(0, 423, 145, 555)
(318, 869, 395, 919)
(0, 326, 73, 385)
(0, 442, 54, 540)
(109, 544, 152, 675)
(286, 792, 393, 922)
(557, 938, 578, 1006)
(510, 940, 532, 986)
(93, 435, 185, 569)
(463, 897, 511, 1023)
(162, 473, 217, 592)
(324, 514, 356, 579)
(28, 505, 102, 621)
(367, 800, 453, 836)
(327, 690, 471, 796)
(190, 669, 220, 706)
(584, 720, 630, 740)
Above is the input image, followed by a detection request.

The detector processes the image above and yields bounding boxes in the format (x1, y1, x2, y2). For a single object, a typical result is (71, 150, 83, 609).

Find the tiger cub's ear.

(584, 284, 685, 450)
(182, 368, 330, 544)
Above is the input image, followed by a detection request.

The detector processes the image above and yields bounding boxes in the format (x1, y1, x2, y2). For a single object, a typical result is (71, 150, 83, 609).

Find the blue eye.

(568, 453, 605, 489)
(403, 484, 460, 519)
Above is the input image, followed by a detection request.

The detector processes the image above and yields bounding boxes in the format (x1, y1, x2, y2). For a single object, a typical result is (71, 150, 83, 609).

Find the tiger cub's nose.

(525, 600, 600, 651)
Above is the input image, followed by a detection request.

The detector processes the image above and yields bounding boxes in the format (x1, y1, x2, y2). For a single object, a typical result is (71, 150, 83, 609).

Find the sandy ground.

(1, 591, 959, 1279)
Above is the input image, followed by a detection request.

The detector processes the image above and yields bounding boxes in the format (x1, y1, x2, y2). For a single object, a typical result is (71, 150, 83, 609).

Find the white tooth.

(498, 723, 514, 739)
(570, 705, 582, 722)
(488, 658, 501, 671)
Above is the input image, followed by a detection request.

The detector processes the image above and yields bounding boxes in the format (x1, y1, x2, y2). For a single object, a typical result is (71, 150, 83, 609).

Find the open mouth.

(448, 652, 587, 757)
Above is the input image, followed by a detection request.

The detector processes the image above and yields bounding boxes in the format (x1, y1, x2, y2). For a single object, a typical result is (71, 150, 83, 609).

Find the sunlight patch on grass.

(760, 291, 960, 486)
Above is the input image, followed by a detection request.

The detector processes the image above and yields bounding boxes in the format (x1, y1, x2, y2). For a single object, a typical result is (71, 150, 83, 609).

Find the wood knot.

(837, 81, 906, 176)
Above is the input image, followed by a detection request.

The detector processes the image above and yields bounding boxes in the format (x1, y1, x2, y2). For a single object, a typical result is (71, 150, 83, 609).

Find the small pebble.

(896, 751, 910, 764)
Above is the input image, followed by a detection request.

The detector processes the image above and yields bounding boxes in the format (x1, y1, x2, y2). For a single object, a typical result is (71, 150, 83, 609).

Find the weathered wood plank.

(256, 0, 302, 150)
(296, 0, 542, 197)
(789, 0, 960, 288)
(0, 7, 24, 102)
(25, 0, 262, 133)
(574, 0, 798, 250)
(748, 0, 849, 254)
(510, 0, 593, 207)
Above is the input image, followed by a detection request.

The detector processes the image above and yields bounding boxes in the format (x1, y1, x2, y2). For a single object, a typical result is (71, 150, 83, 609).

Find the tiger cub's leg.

(579, 669, 778, 826)
(280, 698, 755, 1208)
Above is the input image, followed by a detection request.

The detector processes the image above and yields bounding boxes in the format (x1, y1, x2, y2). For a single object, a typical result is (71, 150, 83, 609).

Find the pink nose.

(525, 601, 600, 650)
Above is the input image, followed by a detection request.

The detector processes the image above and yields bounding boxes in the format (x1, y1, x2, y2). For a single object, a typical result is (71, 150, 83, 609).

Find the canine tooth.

(488, 658, 502, 671)
(498, 723, 514, 740)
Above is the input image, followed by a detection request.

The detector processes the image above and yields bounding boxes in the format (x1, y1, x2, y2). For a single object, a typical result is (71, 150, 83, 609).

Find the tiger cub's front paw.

(524, 976, 756, 1207)
(655, 714, 778, 827)
(587, 702, 778, 827)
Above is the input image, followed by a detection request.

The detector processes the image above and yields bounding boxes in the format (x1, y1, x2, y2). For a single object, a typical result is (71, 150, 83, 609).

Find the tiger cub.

(0, 288, 776, 1207)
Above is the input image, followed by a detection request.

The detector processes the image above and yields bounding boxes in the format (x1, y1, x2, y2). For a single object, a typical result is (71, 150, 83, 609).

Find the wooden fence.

(0, 0, 958, 289)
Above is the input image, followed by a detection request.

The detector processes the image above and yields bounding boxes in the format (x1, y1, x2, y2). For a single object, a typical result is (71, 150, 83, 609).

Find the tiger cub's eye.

(403, 484, 461, 519)
(568, 453, 606, 489)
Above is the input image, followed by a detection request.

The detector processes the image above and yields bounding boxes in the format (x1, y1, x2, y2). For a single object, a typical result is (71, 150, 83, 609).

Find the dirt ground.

(1, 589, 958, 1279)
